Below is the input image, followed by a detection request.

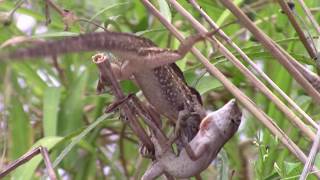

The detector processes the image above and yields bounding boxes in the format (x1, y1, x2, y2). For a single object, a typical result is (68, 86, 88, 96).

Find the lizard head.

(199, 99, 242, 140)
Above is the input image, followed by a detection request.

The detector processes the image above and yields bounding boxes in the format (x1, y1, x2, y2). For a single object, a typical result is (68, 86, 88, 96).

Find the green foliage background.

(0, 0, 320, 179)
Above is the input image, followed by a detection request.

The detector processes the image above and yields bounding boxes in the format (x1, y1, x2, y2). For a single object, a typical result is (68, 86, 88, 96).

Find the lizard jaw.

(199, 99, 242, 138)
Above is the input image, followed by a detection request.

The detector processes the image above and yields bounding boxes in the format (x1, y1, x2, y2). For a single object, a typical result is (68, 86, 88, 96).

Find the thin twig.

(119, 124, 129, 178)
(45, 0, 78, 30)
(77, 18, 107, 31)
(300, 123, 320, 180)
(51, 55, 66, 85)
(219, 0, 320, 104)
(4, 0, 24, 25)
(140, 0, 320, 177)
(277, 0, 317, 60)
(296, 0, 320, 35)
(45, 0, 51, 25)
(92, 54, 154, 153)
(0, 146, 57, 180)
(40, 147, 57, 180)
(45, 0, 64, 16)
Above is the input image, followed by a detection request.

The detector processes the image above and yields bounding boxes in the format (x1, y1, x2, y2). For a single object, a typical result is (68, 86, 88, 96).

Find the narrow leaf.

(43, 87, 61, 137)
(8, 97, 32, 159)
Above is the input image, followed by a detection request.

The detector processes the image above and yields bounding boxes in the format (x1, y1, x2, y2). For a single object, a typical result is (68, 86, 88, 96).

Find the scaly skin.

(142, 99, 242, 179)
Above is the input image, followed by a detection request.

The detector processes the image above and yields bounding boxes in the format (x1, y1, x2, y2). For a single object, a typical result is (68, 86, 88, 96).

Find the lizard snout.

(200, 99, 242, 138)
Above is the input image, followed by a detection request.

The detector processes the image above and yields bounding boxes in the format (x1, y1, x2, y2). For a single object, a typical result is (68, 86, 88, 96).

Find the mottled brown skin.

(1, 30, 206, 145)
(135, 64, 206, 145)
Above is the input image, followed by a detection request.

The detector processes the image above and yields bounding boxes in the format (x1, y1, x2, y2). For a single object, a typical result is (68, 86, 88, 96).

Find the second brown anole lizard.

(142, 99, 242, 179)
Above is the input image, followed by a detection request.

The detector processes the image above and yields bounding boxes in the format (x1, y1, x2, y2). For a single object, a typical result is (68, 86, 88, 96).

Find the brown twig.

(40, 147, 56, 179)
(0, 146, 57, 180)
(119, 124, 129, 178)
(45, 0, 78, 30)
(45, 0, 64, 16)
(45, 0, 51, 25)
(130, 95, 167, 145)
(76, 18, 107, 32)
(3, 0, 24, 25)
(296, 0, 320, 35)
(277, 0, 317, 60)
(140, 0, 320, 177)
(300, 123, 320, 180)
(238, 140, 254, 180)
(92, 53, 154, 153)
(51, 55, 66, 85)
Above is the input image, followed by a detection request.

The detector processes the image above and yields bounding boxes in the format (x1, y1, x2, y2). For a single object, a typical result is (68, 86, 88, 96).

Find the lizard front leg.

(166, 109, 189, 150)
(139, 33, 207, 70)
(185, 140, 210, 161)
(167, 109, 200, 155)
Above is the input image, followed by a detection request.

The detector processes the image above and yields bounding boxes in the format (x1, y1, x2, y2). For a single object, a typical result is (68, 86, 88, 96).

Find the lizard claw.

(139, 144, 155, 159)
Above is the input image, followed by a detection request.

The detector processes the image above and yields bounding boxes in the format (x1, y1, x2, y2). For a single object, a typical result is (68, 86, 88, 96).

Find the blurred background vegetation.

(0, 0, 320, 179)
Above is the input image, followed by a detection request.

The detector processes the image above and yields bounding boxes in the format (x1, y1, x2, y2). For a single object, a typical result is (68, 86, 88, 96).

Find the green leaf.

(12, 63, 48, 96)
(31, 31, 79, 39)
(217, 149, 229, 180)
(58, 72, 88, 135)
(87, 1, 130, 27)
(184, 70, 222, 95)
(263, 172, 281, 180)
(216, 0, 244, 26)
(194, 75, 222, 95)
(43, 87, 62, 137)
(8, 97, 32, 159)
(273, 162, 284, 177)
(283, 161, 302, 177)
(157, 0, 172, 23)
(53, 113, 112, 167)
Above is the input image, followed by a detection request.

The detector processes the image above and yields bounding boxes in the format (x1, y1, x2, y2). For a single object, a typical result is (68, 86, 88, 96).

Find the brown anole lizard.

(1, 30, 208, 150)
(142, 99, 242, 179)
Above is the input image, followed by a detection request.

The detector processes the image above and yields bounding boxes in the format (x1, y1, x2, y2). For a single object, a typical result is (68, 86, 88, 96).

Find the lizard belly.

(160, 150, 213, 178)
(134, 67, 185, 121)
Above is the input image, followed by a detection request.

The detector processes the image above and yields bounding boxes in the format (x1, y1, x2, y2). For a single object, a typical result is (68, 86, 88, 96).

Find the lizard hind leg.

(142, 161, 165, 180)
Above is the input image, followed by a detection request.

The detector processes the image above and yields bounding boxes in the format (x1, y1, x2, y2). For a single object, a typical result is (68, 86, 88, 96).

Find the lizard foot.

(139, 143, 155, 159)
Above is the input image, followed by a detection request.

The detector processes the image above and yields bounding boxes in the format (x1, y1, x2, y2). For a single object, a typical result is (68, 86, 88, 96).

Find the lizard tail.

(0, 31, 156, 61)
(2, 32, 109, 60)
